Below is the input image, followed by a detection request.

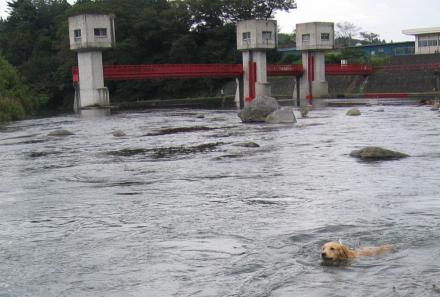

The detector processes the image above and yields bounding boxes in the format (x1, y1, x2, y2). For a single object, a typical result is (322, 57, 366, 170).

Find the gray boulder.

(350, 146, 409, 161)
(112, 130, 126, 137)
(265, 107, 297, 124)
(233, 141, 260, 148)
(238, 95, 280, 123)
(48, 129, 74, 137)
(346, 108, 361, 116)
(300, 106, 310, 118)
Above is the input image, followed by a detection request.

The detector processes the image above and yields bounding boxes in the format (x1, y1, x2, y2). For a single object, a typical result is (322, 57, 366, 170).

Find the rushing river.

(1, 105, 440, 297)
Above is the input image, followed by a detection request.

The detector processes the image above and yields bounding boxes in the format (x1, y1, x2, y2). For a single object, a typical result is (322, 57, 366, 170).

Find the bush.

(370, 56, 390, 66)
(0, 55, 34, 122)
(0, 97, 26, 122)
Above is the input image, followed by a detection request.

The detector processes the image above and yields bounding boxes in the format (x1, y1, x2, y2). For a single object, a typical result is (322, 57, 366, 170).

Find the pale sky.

(276, 0, 440, 42)
(1, 0, 440, 42)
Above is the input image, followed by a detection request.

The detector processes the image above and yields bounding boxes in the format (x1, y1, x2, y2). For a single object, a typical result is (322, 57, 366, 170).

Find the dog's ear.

(337, 244, 350, 260)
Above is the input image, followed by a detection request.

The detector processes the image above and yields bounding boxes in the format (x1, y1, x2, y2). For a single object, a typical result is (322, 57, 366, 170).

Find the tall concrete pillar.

(77, 51, 108, 107)
(236, 19, 277, 104)
(68, 13, 115, 110)
(294, 22, 334, 105)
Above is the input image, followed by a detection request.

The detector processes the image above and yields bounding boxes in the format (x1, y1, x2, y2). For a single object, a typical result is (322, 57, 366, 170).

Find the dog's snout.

(321, 252, 327, 258)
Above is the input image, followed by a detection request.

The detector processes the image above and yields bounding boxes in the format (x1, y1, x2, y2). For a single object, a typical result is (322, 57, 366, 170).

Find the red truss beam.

(72, 64, 305, 82)
(267, 64, 304, 76)
(72, 63, 377, 82)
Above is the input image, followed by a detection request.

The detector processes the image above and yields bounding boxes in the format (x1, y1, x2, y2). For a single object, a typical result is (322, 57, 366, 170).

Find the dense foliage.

(0, 54, 34, 122)
(0, 0, 296, 113)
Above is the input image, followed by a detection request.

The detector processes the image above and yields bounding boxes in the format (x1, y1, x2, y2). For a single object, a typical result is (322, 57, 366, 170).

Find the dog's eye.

(330, 247, 335, 251)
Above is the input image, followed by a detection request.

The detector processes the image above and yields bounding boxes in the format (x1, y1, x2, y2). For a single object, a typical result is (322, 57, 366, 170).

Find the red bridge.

(72, 64, 373, 82)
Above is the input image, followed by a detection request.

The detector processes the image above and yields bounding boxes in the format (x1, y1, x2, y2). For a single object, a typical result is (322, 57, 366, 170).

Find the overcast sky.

(276, 0, 440, 42)
(1, 0, 439, 42)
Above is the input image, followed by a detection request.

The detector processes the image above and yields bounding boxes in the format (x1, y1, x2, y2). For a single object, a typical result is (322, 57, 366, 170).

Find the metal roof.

(402, 27, 440, 35)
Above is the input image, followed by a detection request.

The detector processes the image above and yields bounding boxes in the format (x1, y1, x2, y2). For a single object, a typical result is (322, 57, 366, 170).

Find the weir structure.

(236, 19, 277, 104)
(69, 15, 376, 110)
(295, 22, 334, 105)
(68, 13, 116, 110)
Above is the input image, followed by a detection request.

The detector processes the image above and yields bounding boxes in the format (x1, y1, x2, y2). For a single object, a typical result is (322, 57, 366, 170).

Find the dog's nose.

(321, 252, 327, 258)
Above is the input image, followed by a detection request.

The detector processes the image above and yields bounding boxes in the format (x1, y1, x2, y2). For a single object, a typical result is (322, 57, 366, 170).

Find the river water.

(1, 105, 440, 297)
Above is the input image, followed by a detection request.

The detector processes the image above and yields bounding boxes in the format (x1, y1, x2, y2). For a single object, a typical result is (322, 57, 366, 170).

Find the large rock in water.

(350, 146, 409, 161)
(48, 129, 74, 137)
(346, 108, 361, 116)
(265, 107, 297, 124)
(238, 95, 280, 123)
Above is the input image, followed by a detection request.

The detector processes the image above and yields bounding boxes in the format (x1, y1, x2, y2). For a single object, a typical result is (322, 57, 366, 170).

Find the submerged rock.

(48, 129, 74, 137)
(108, 148, 149, 157)
(238, 95, 280, 123)
(265, 107, 297, 124)
(233, 141, 260, 148)
(300, 106, 310, 118)
(152, 142, 224, 159)
(346, 108, 361, 116)
(146, 126, 215, 136)
(350, 146, 409, 161)
(112, 130, 126, 137)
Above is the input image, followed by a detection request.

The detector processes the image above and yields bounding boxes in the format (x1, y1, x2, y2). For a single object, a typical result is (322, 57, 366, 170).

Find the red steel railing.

(103, 64, 243, 80)
(73, 63, 440, 82)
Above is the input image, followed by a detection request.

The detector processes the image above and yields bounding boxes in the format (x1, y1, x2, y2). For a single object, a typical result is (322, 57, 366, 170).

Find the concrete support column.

(241, 50, 271, 104)
(77, 51, 109, 108)
(294, 51, 329, 105)
(253, 51, 271, 98)
(242, 51, 251, 100)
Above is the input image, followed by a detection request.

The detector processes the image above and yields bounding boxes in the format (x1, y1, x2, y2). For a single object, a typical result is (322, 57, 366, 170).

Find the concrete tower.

(68, 13, 115, 110)
(295, 22, 334, 105)
(236, 20, 277, 104)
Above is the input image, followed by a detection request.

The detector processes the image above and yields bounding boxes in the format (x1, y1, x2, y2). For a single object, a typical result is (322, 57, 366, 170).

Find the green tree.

(0, 54, 34, 122)
(360, 31, 385, 45)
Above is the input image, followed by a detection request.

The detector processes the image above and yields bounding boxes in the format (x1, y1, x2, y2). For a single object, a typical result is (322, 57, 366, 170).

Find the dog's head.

(321, 241, 352, 262)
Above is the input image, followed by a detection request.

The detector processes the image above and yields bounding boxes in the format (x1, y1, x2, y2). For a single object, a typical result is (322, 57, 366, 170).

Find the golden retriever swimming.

(321, 241, 393, 264)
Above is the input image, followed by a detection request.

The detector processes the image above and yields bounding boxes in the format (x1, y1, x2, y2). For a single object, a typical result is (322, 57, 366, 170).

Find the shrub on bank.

(0, 55, 35, 122)
(0, 97, 25, 122)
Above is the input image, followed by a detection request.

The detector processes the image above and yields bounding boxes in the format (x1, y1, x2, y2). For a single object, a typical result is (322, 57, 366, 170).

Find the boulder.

(265, 107, 297, 124)
(350, 146, 409, 161)
(300, 106, 310, 118)
(346, 108, 361, 116)
(48, 129, 74, 137)
(233, 141, 260, 148)
(431, 102, 440, 111)
(112, 130, 126, 137)
(238, 95, 280, 123)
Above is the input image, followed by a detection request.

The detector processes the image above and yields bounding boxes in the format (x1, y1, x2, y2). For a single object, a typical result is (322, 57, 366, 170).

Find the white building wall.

(236, 20, 277, 51)
(415, 34, 440, 54)
(69, 14, 115, 51)
(296, 22, 334, 51)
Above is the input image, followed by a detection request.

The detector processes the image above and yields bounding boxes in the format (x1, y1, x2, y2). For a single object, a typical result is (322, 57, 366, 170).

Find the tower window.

(262, 31, 273, 41)
(321, 33, 330, 41)
(243, 32, 251, 42)
(302, 34, 310, 43)
(94, 28, 108, 38)
(74, 29, 81, 41)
